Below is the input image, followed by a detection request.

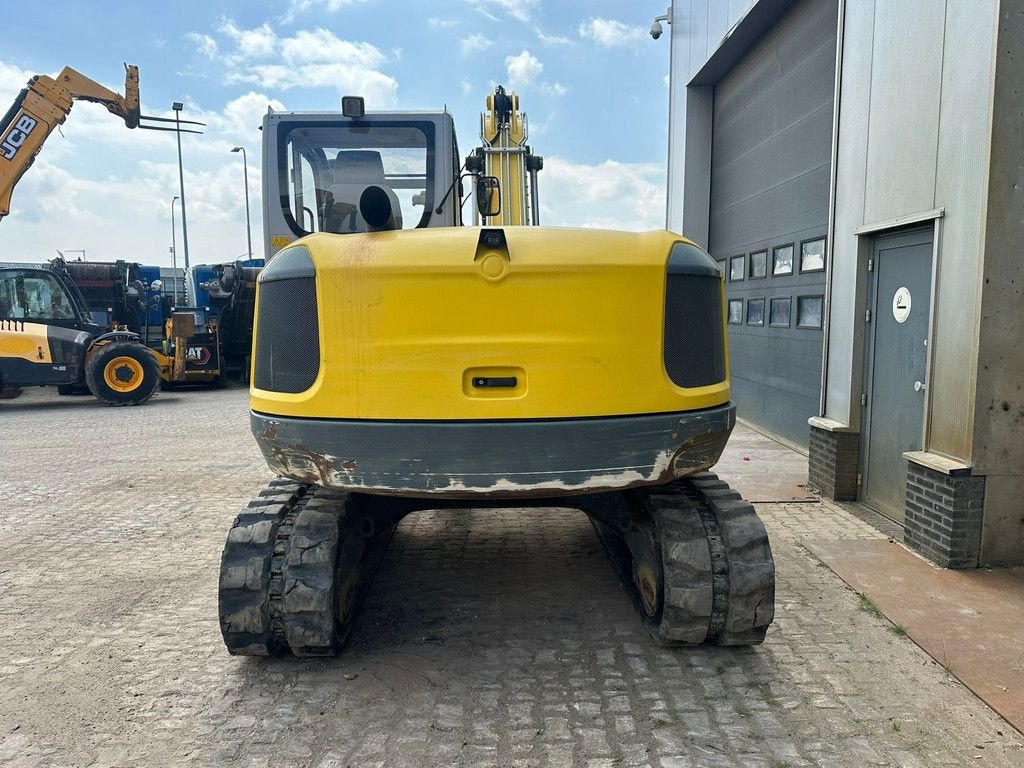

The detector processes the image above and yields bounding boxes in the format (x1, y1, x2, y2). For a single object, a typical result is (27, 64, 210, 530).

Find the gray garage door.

(709, 0, 837, 449)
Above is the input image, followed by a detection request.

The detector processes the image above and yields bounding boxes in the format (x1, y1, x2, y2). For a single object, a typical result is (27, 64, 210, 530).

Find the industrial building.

(663, 0, 1023, 567)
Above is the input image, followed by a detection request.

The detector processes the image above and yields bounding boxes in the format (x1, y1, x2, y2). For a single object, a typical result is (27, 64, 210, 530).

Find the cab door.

(0, 269, 87, 386)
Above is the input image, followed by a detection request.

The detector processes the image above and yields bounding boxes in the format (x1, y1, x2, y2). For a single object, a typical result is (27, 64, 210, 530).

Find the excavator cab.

(261, 109, 462, 258)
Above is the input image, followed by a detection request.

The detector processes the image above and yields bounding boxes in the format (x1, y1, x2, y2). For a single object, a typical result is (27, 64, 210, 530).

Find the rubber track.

(218, 479, 309, 656)
(219, 480, 397, 657)
(601, 473, 775, 646)
(687, 473, 775, 645)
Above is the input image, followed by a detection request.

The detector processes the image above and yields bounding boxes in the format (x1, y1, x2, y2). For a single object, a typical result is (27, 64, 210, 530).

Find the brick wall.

(808, 425, 859, 501)
(904, 462, 985, 569)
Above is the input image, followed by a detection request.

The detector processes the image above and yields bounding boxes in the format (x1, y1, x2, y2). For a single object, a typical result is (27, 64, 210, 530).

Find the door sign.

(892, 287, 912, 323)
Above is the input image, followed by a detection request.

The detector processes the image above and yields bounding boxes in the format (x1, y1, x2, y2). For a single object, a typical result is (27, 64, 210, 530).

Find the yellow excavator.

(218, 89, 775, 656)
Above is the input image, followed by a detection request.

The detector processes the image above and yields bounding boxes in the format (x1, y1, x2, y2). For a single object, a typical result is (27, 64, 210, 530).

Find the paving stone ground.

(0, 386, 1022, 767)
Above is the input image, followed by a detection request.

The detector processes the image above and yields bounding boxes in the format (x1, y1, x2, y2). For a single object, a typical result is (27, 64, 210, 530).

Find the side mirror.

(476, 176, 501, 218)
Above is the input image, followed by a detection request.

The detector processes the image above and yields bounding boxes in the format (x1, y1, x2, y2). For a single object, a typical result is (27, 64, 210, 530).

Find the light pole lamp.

(172, 101, 191, 271)
(231, 146, 253, 259)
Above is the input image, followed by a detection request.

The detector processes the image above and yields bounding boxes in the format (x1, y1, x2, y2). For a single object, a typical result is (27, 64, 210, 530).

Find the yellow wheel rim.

(103, 356, 144, 393)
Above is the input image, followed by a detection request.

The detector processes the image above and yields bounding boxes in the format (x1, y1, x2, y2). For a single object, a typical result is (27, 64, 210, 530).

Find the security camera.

(650, 20, 663, 39)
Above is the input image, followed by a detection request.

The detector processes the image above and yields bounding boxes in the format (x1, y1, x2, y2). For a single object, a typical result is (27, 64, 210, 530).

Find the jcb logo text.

(1, 115, 38, 160)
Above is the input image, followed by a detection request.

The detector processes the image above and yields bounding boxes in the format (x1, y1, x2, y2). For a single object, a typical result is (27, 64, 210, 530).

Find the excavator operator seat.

(324, 150, 403, 233)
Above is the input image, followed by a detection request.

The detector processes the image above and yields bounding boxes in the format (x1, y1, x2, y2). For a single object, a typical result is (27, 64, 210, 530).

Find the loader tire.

(85, 341, 161, 406)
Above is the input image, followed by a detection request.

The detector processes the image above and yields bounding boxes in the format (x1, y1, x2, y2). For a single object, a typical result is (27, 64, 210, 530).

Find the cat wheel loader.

(218, 91, 775, 657)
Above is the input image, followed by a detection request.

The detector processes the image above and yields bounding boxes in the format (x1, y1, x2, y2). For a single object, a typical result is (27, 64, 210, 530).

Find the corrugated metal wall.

(708, 0, 837, 448)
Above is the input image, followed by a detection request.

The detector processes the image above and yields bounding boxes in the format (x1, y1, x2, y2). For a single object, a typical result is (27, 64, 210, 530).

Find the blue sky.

(1, 0, 671, 267)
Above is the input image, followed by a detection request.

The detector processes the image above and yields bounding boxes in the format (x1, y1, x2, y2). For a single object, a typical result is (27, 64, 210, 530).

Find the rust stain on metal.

(287, 443, 335, 487)
(269, 445, 290, 472)
(671, 428, 728, 476)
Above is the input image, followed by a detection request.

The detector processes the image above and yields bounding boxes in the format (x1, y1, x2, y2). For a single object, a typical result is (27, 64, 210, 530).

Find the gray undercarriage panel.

(251, 404, 736, 499)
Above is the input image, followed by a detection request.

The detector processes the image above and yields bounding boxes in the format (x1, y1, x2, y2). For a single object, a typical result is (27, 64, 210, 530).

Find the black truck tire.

(85, 341, 161, 406)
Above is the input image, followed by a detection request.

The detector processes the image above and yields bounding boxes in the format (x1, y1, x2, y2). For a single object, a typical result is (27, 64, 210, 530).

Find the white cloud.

(505, 50, 543, 88)
(186, 33, 219, 59)
(219, 20, 276, 59)
(285, 0, 368, 19)
(0, 61, 34, 97)
(428, 18, 458, 28)
(578, 18, 647, 48)
(214, 92, 287, 138)
(540, 156, 665, 231)
(534, 27, 571, 46)
(278, 27, 385, 66)
(187, 21, 398, 107)
(460, 33, 492, 56)
(503, 50, 565, 95)
(466, 0, 538, 22)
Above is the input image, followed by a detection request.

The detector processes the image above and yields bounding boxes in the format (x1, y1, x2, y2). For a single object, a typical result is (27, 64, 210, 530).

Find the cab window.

(0, 270, 77, 321)
(279, 121, 435, 236)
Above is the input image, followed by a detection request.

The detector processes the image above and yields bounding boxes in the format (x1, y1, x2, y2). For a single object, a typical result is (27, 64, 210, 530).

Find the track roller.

(218, 479, 395, 657)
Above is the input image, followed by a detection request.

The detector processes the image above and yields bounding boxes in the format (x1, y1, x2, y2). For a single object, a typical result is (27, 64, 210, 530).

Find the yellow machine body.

(252, 228, 727, 420)
(250, 226, 736, 497)
(0, 321, 53, 364)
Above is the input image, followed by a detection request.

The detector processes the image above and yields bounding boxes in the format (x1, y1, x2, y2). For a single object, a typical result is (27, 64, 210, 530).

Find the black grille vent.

(254, 276, 319, 393)
(664, 273, 726, 388)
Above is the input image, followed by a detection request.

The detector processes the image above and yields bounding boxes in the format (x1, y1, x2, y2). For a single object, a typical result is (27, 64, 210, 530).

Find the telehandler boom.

(0, 63, 200, 220)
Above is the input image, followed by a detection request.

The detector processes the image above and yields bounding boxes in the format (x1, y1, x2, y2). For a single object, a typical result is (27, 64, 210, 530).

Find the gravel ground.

(0, 385, 1021, 767)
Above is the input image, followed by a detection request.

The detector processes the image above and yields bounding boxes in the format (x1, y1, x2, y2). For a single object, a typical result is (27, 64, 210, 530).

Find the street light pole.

(231, 146, 253, 259)
(170, 195, 180, 303)
(172, 102, 191, 271)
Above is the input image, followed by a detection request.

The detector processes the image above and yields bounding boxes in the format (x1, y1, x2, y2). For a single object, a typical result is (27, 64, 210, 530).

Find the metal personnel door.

(861, 229, 933, 521)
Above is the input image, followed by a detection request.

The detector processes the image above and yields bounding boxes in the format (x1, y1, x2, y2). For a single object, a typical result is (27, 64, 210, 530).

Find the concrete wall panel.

(927, 2, 999, 460)
(972, 0, 1024, 564)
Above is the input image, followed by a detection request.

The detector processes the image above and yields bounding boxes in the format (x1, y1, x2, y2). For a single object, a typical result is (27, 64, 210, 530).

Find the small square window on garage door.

(773, 244, 794, 276)
(800, 238, 826, 273)
(727, 298, 743, 324)
(730, 255, 745, 281)
(770, 297, 791, 327)
(746, 298, 765, 326)
(797, 295, 824, 328)
(749, 250, 767, 279)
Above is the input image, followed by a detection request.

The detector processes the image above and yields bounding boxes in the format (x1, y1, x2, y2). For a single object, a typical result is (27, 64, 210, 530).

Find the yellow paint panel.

(0, 321, 51, 363)
(252, 228, 730, 421)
